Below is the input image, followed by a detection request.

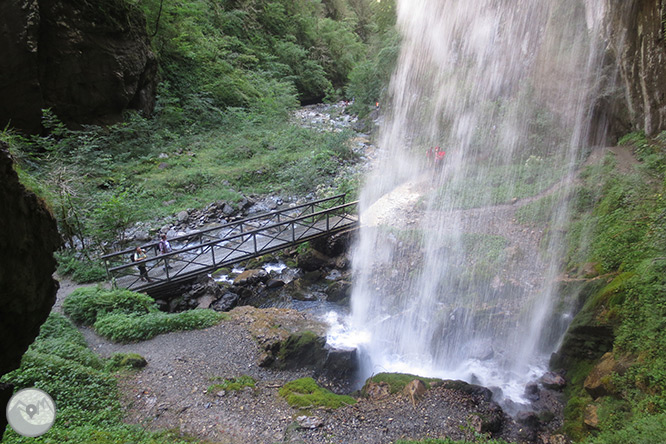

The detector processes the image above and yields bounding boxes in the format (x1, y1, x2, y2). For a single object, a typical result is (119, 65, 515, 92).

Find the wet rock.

(233, 269, 269, 286)
(540, 372, 566, 391)
(211, 293, 239, 312)
(296, 249, 332, 271)
(320, 346, 357, 380)
(524, 383, 540, 401)
(325, 280, 351, 302)
(266, 278, 285, 289)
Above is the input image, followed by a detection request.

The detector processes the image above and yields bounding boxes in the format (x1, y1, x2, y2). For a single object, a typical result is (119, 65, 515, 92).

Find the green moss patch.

(363, 373, 441, 395)
(208, 375, 256, 393)
(279, 377, 356, 409)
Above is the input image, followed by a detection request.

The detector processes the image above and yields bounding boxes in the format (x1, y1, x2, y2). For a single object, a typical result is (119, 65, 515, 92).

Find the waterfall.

(348, 0, 611, 403)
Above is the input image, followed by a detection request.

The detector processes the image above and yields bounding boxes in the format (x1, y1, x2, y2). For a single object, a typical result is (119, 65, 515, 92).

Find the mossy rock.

(279, 377, 356, 409)
(276, 330, 327, 370)
(211, 267, 231, 278)
(362, 373, 441, 395)
(106, 352, 147, 370)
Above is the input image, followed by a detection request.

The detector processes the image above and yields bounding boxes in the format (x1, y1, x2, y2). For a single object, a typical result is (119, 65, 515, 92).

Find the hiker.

(434, 146, 446, 166)
(133, 246, 152, 282)
(158, 234, 173, 270)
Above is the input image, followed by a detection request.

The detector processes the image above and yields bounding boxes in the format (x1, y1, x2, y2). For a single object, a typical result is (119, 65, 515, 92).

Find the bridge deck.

(102, 195, 358, 295)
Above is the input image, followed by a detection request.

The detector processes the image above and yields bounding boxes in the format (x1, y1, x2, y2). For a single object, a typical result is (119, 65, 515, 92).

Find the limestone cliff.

(0, 141, 60, 430)
(606, 0, 666, 136)
(0, 0, 157, 134)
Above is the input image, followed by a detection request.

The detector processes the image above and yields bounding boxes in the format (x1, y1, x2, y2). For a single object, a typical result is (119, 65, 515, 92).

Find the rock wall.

(0, 0, 157, 134)
(0, 141, 60, 431)
(606, 0, 666, 136)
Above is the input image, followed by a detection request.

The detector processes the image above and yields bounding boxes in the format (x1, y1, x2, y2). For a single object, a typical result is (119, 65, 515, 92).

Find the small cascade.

(348, 0, 614, 404)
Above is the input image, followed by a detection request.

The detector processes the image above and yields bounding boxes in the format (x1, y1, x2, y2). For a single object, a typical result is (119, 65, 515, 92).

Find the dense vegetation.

(556, 132, 666, 442)
(1, 0, 398, 275)
(63, 287, 227, 342)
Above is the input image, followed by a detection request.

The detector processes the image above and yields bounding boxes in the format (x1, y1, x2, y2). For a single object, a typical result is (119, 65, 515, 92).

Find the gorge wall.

(0, 141, 61, 432)
(606, 0, 666, 136)
(0, 0, 157, 134)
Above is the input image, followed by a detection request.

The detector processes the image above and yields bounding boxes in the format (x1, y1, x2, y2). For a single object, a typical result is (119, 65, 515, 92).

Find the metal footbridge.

(102, 194, 358, 297)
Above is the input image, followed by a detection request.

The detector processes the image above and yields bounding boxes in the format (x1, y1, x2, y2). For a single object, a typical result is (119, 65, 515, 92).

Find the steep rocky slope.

(0, 141, 61, 431)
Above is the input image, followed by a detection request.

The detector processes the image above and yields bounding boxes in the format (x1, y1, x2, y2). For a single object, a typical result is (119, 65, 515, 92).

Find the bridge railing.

(101, 193, 349, 271)
(104, 200, 358, 291)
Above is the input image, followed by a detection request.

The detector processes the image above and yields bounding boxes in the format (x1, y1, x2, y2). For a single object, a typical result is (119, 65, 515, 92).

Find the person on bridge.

(133, 246, 152, 282)
(158, 234, 173, 271)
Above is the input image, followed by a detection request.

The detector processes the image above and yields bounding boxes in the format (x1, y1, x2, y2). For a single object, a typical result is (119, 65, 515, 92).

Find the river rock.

(540, 372, 566, 391)
(177, 210, 189, 222)
(233, 269, 269, 286)
(266, 278, 285, 289)
(211, 292, 239, 312)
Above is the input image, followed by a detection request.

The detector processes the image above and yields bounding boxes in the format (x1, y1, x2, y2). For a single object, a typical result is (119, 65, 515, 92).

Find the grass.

(279, 377, 356, 409)
(63, 286, 228, 343)
(0, 313, 206, 444)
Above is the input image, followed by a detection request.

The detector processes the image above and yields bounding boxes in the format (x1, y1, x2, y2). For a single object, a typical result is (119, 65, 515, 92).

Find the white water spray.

(348, 0, 612, 403)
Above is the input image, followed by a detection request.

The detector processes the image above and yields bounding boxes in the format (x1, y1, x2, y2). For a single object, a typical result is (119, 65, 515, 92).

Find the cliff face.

(0, 140, 61, 430)
(0, 0, 157, 134)
(607, 0, 666, 136)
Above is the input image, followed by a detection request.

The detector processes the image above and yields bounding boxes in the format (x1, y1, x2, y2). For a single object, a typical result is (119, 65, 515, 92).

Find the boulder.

(365, 381, 391, 400)
(233, 269, 269, 286)
(177, 210, 189, 222)
(296, 415, 323, 429)
(584, 352, 631, 399)
(584, 403, 600, 429)
(540, 372, 566, 391)
(325, 280, 351, 303)
(211, 292, 240, 312)
(296, 249, 332, 272)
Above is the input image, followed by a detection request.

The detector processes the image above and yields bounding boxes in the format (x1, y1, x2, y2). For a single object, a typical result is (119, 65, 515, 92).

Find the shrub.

(92, 309, 227, 343)
(63, 287, 156, 325)
(279, 377, 356, 409)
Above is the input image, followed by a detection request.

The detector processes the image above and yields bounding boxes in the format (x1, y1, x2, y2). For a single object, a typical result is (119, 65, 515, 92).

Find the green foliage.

(561, 131, 666, 441)
(55, 250, 107, 283)
(1, 313, 207, 444)
(63, 286, 227, 342)
(207, 375, 256, 393)
(93, 309, 226, 343)
(582, 413, 666, 444)
(279, 377, 356, 409)
(63, 286, 156, 325)
(363, 373, 441, 394)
